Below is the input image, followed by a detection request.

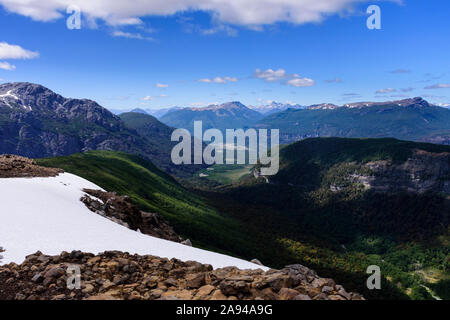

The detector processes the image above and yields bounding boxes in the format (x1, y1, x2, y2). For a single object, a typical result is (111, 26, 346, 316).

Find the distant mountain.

(160, 101, 264, 132)
(146, 107, 183, 119)
(248, 102, 305, 115)
(256, 97, 450, 144)
(108, 107, 181, 118)
(120, 112, 173, 136)
(307, 103, 340, 110)
(0, 82, 193, 176)
(129, 108, 149, 115)
(120, 112, 174, 155)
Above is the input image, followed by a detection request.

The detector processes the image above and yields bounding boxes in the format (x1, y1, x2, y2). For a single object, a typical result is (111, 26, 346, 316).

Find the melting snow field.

(0, 173, 266, 270)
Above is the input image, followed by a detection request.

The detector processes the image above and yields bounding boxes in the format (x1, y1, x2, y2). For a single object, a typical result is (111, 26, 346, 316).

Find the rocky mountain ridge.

(0, 82, 194, 176)
(306, 97, 430, 110)
(248, 101, 305, 115)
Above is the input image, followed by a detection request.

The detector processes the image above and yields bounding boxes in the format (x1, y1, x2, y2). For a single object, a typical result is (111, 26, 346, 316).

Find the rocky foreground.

(0, 251, 364, 300)
(0, 154, 63, 178)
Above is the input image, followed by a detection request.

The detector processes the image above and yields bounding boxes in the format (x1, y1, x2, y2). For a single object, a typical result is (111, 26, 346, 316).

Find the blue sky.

(0, 0, 449, 110)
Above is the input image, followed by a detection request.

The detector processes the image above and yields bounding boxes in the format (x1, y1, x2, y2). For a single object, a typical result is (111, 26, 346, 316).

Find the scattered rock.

(185, 273, 205, 289)
(80, 189, 183, 243)
(181, 239, 192, 247)
(0, 250, 364, 301)
(251, 259, 263, 266)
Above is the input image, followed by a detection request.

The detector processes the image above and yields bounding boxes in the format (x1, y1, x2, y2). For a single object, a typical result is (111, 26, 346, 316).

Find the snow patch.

(0, 90, 19, 100)
(0, 173, 266, 270)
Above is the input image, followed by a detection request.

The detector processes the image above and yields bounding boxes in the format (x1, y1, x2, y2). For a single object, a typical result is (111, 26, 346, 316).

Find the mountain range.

(255, 97, 450, 145)
(248, 101, 305, 115)
(142, 96, 450, 146)
(108, 106, 182, 119)
(2, 82, 449, 174)
(0, 82, 198, 176)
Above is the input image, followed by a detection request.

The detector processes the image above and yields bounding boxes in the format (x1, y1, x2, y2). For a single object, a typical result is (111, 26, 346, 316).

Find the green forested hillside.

(203, 138, 449, 300)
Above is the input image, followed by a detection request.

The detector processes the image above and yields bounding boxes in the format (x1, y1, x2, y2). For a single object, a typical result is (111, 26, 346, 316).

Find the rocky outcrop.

(0, 154, 63, 178)
(0, 251, 364, 300)
(80, 189, 183, 243)
(347, 149, 450, 194)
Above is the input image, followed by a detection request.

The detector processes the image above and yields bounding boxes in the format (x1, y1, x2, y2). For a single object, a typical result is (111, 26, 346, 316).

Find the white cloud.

(375, 88, 396, 94)
(0, 0, 393, 27)
(212, 77, 227, 84)
(424, 83, 450, 89)
(0, 61, 16, 70)
(201, 24, 237, 36)
(0, 42, 39, 59)
(286, 75, 315, 87)
(222, 77, 238, 82)
(156, 83, 168, 88)
(197, 76, 238, 84)
(112, 31, 154, 41)
(190, 101, 219, 107)
(254, 68, 287, 82)
(141, 94, 168, 101)
(255, 68, 314, 87)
